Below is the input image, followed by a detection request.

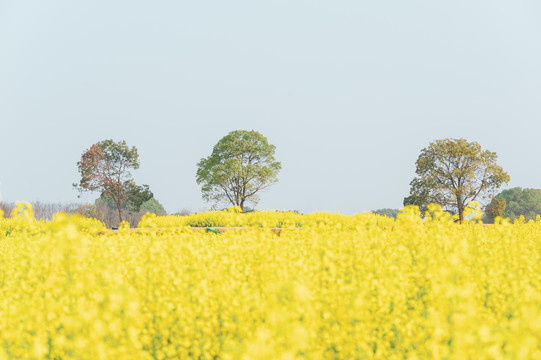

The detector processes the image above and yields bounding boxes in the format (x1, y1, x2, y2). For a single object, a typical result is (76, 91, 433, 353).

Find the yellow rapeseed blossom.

(0, 203, 540, 359)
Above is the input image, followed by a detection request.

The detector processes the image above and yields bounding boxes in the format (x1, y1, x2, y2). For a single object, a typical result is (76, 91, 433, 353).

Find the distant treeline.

(371, 208, 400, 219)
(0, 198, 170, 228)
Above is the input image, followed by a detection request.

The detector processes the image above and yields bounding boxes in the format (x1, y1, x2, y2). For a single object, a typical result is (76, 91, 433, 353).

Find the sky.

(1, 0, 541, 215)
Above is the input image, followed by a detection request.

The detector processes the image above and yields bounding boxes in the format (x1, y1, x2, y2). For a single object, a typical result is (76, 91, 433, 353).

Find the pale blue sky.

(1, 1, 541, 214)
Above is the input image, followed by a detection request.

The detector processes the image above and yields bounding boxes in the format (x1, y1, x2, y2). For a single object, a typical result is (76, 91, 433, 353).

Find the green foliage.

(404, 138, 510, 222)
(124, 182, 153, 213)
(196, 130, 281, 211)
(492, 187, 541, 222)
(484, 197, 506, 223)
(372, 208, 400, 219)
(140, 198, 167, 216)
(96, 192, 164, 215)
(95, 139, 140, 171)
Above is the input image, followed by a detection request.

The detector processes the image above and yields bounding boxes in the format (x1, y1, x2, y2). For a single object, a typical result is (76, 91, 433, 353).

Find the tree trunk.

(456, 195, 464, 224)
(118, 206, 123, 223)
(114, 198, 123, 224)
(457, 199, 464, 224)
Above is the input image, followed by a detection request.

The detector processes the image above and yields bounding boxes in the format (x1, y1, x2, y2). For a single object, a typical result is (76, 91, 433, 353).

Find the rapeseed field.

(1, 203, 540, 359)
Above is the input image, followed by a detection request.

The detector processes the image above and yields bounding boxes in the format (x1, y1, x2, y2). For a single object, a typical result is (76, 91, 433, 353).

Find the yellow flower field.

(1, 203, 541, 359)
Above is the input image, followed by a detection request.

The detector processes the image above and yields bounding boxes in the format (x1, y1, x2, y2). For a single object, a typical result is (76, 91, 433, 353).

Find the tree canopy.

(404, 138, 509, 222)
(96, 195, 166, 216)
(140, 198, 167, 216)
(196, 130, 281, 211)
(484, 197, 506, 223)
(73, 139, 148, 223)
(124, 182, 154, 214)
(487, 187, 541, 222)
(95, 182, 155, 214)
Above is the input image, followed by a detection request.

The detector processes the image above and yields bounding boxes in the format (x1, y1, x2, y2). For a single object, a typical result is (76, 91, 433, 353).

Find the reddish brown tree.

(73, 140, 140, 223)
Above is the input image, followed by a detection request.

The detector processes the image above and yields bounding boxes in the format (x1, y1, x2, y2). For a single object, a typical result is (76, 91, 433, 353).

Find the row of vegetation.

(379, 187, 541, 223)
(0, 198, 167, 228)
(3, 131, 535, 226)
(139, 207, 395, 229)
(68, 131, 280, 227)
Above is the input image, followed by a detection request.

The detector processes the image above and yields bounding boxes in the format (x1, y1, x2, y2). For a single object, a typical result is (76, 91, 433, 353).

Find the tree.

(74, 139, 145, 223)
(124, 182, 154, 214)
(404, 138, 510, 223)
(484, 197, 506, 223)
(489, 187, 541, 222)
(196, 130, 281, 211)
(372, 208, 400, 219)
(140, 198, 167, 216)
(95, 182, 154, 214)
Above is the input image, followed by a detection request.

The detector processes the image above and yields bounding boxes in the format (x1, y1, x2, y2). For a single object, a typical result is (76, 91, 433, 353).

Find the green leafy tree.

(196, 130, 281, 211)
(124, 182, 154, 214)
(96, 193, 165, 216)
(484, 197, 506, 223)
(140, 198, 167, 216)
(490, 187, 541, 222)
(95, 182, 154, 213)
(404, 138, 510, 223)
(74, 139, 144, 223)
(372, 208, 400, 219)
